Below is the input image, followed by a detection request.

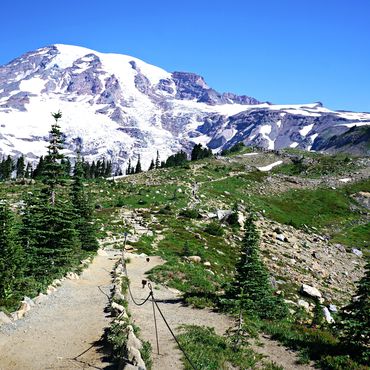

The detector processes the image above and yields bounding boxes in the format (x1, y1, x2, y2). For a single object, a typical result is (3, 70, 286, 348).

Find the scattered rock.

(188, 256, 202, 263)
(276, 234, 288, 242)
(301, 284, 322, 299)
(352, 248, 363, 257)
(23, 296, 35, 307)
(323, 306, 335, 323)
(297, 299, 310, 310)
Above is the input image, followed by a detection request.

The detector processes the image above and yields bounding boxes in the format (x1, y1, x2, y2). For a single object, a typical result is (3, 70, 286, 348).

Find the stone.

(203, 261, 211, 267)
(127, 326, 142, 350)
(23, 296, 35, 307)
(297, 299, 310, 310)
(34, 293, 46, 304)
(216, 209, 232, 220)
(0, 311, 12, 325)
(276, 234, 287, 242)
(127, 346, 146, 369)
(112, 302, 125, 314)
(188, 256, 201, 263)
(301, 284, 322, 299)
(329, 304, 337, 313)
(335, 244, 346, 253)
(46, 286, 57, 295)
(352, 248, 363, 257)
(323, 307, 335, 323)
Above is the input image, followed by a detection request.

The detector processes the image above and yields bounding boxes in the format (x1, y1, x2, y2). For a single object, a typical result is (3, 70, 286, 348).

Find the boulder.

(323, 306, 335, 323)
(216, 209, 232, 221)
(329, 304, 337, 313)
(203, 261, 211, 267)
(276, 234, 287, 242)
(0, 311, 12, 325)
(23, 296, 35, 307)
(297, 299, 310, 310)
(301, 284, 322, 299)
(188, 256, 201, 263)
(112, 301, 125, 314)
(352, 248, 363, 257)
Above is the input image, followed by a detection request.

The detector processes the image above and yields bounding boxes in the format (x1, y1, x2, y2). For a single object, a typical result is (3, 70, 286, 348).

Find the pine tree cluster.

(191, 143, 213, 161)
(0, 112, 99, 309)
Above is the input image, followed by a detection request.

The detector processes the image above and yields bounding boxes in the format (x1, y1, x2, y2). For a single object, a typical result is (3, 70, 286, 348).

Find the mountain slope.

(0, 44, 369, 170)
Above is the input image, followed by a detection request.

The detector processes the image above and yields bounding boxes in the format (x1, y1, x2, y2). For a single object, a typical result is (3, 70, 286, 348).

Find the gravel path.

(126, 254, 233, 370)
(0, 249, 120, 370)
(126, 253, 316, 370)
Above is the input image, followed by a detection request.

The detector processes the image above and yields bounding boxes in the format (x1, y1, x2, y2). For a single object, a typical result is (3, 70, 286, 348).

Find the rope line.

(127, 283, 152, 306)
(120, 234, 198, 370)
(148, 284, 198, 370)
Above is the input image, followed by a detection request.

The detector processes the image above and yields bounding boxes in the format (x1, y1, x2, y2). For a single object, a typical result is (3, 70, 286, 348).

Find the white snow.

(19, 78, 46, 94)
(339, 178, 352, 183)
(242, 152, 259, 156)
(310, 133, 319, 142)
(258, 124, 274, 149)
(299, 124, 314, 137)
(257, 160, 283, 172)
(276, 120, 282, 128)
(336, 121, 370, 128)
(289, 142, 299, 148)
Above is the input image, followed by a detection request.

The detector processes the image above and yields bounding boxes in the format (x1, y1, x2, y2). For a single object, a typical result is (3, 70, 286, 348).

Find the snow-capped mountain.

(0, 44, 369, 170)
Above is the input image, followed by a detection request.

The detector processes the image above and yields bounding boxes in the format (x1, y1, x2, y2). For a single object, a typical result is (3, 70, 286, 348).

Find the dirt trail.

(0, 249, 119, 370)
(126, 254, 233, 370)
(126, 254, 314, 370)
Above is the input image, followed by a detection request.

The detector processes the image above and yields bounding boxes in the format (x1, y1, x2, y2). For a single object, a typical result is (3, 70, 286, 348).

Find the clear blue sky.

(1, 0, 369, 112)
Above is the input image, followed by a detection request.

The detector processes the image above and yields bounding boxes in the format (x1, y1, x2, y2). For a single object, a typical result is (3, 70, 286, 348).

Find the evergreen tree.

(0, 202, 24, 303)
(226, 215, 288, 319)
(42, 111, 65, 205)
(155, 150, 160, 169)
(135, 155, 142, 174)
(21, 191, 80, 281)
(0, 155, 14, 180)
(338, 258, 370, 362)
(191, 144, 213, 161)
(16, 156, 25, 179)
(126, 158, 131, 175)
(32, 156, 45, 178)
(148, 159, 155, 171)
(25, 163, 33, 179)
(71, 154, 99, 252)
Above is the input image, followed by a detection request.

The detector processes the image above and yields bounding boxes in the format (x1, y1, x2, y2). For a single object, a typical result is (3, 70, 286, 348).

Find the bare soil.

(0, 249, 119, 370)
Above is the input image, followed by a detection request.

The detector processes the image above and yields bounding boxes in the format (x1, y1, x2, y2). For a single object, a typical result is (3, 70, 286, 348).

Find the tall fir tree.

(337, 257, 370, 362)
(0, 202, 24, 303)
(71, 154, 99, 252)
(155, 150, 160, 169)
(21, 112, 81, 282)
(135, 155, 142, 174)
(226, 215, 288, 319)
(42, 111, 65, 205)
(16, 156, 25, 179)
(126, 158, 132, 175)
(148, 159, 155, 171)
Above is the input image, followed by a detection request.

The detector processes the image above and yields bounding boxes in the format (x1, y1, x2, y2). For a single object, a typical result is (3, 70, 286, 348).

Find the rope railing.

(121, 233, 198, 370)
